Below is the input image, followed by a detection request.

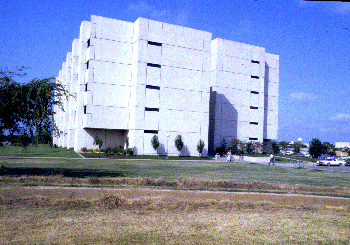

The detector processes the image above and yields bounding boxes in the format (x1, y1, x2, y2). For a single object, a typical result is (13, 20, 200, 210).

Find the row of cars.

(317, 157, 350, 166)
(280, 151, 310, 157)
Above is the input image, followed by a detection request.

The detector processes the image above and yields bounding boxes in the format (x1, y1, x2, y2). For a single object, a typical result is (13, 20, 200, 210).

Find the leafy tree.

(271, 141, 280, 154)
(22, 78, 68, 144)
(0, 67, 68, 144)
(93, 135, 103, 153)
(309, 138, 325, 159)
(151, 135, 160, 151)
(197, 139, 205, 156)
(174, 135, 184, 155)
(0, 76, 22, 138)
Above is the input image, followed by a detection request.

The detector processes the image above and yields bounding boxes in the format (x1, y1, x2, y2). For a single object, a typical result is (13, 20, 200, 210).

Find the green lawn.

(1, 155, 350, 188)
(0, 144, 80, 158)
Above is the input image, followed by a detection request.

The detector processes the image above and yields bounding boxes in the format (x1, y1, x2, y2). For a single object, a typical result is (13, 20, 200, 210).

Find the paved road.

(217, 156, 350, 172)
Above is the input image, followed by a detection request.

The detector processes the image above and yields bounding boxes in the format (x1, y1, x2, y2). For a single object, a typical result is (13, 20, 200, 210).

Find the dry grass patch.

(2, 176, 350, 197)
(1, 206, 350, 244)
(1, 186, 350, 244)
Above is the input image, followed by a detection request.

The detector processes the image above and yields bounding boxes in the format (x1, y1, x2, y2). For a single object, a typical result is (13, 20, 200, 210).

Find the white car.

(317, 159, 344, 166)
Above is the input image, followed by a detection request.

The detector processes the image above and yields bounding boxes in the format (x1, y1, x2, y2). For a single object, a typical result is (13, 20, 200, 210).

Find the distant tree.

(322, 142, 335, 155)
(197, 139, 205, 156)
(151, 135, 160, 151)
(271, 141, 280, 154)
(293, 142, 304, 154)
(309, 138, 325, 159)
(344, 147, 350, 155)
(279, 141, 289, 151)
(174, 135, 184, 156)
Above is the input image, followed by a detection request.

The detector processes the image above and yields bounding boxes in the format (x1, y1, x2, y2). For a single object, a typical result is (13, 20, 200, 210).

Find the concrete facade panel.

(89, 106, 129, 129)
(145, 88, 160, 108)
(251, 63, 260, 77)
(146, 66, 161, 86)
(94, 62, 132, 86)
(92, 15, 133, 42)
(144, 111, 159, 130)
(92, 84, 130, 107)
(94, 39, 132, 63)
(161, 66, 204, 91)
(147, 19, 163, 44)
(162, 45, 204, 70)
(133, 18, 148, 42)
(223, 56, 251, 75)
(250, 79, 263, 92)
(161, 88, 202, 111)
(146, 43, 162, 66)
(161, 22, 211, 50)
(250, 93, 260, 107)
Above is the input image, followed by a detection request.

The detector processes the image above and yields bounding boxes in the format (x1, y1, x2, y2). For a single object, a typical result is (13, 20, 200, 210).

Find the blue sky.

(1, 0, 349, 144)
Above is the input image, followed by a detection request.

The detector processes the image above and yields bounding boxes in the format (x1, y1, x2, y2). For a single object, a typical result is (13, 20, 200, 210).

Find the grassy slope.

(0, 144, 80, 158)
(1, 155, 350, 188)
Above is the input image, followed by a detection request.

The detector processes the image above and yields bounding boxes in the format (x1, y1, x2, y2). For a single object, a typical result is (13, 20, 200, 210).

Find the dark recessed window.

(87, 38, 91, 47)
(146, 85, 160, 90)
(251, 91, 259, 94)
(147, 63, 161, 68)
(85, 83, 88, 92)
(148, 41, 162, 46)
(86, 60, 89, 69)
(84, 105, 87, 114)
(251, 60, 260, 64)
(145, 107, 159, 112)
(251, 75, 259, 79)
(249, 137, 258, 141)
(250, 122, 258, 125)
(250, 106, 258, 110)
(144, 130, 158, 134)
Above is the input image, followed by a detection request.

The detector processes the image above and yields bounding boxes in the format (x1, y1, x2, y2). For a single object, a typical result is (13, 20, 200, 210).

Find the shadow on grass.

(0, 166, 126, 178)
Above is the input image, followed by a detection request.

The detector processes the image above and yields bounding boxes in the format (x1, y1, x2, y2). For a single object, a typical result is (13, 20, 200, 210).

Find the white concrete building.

(53, 15, 279, 156)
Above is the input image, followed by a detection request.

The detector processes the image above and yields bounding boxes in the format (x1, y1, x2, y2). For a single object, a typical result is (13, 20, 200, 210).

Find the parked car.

(317, 159, 344, 166)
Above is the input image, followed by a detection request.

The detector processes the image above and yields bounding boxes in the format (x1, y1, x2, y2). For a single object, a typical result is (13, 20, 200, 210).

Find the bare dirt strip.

(1, 186, 350, 210)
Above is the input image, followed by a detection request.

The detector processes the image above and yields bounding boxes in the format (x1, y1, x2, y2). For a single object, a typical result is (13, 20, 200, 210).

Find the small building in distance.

(53, 15, 279, 156)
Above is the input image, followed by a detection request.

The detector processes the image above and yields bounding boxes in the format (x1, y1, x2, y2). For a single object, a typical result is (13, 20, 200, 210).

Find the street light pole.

(166, 134, 169, 159)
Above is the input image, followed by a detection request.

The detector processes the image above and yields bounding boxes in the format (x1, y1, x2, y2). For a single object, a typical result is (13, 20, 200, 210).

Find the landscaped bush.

(126, 147, 134, 155)
(112, 145, 125, 155)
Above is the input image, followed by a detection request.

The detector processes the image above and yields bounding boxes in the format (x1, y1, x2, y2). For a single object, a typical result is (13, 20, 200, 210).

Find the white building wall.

(54, 15, 278, 156)
(209, 38, 278, 153)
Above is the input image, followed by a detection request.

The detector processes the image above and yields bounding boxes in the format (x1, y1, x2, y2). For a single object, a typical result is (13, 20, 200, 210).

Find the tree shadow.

(209, 88, 238, 155)
(0, 167, 126, 178)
